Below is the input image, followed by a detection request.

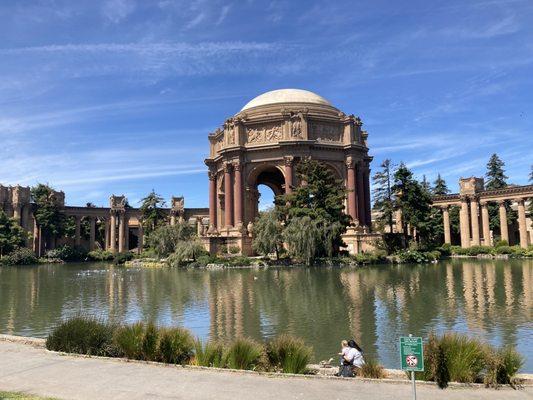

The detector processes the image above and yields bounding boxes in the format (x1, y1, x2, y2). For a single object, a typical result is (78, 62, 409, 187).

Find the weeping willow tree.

(252, 208, 283, 260)
(282, 216, 320, 265)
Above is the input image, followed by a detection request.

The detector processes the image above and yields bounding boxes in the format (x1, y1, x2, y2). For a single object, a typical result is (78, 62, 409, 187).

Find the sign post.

(400, 335, 424, 400)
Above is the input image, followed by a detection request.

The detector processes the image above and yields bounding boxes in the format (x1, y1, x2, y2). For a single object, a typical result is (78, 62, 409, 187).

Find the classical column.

(470, 198, 480, 246)
(442, 206, 451, 244)
(233, 162, 243, 228)
(284, 156, 294, 194)
(196, 217, 204, 236)
(13, 204, 21, 225)
(118, 213, 127, 252)
(89, 217, 96, 251)
(124, 216, 130, 251)
(459, 196, 471, 248)
(481, 201, 491, 246)
(346, 158, 358, 224)
(137, 220, 144, 254)
(395, 209, 403, 233)
(363, 167, 371, 228)
(110, 212, 117, 253)
(33, 218, 40, 256)
(516, 198, 528, 249)
(208, 170, 218, 233)
(224, 162, 234, 228)
(356, 163, 366, 226)
(170, 212, 176, 226)
(75, 216, 81, 246)
(104, 218, 110, 250)
(498, 201, 509, 243)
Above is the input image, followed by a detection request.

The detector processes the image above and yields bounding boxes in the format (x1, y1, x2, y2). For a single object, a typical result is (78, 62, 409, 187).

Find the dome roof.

(241, 89, 332, 111)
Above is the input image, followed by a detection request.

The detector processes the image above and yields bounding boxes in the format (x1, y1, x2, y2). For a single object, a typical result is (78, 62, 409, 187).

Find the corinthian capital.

(284, 156, 294, 167)
(224, 162, 233, 173)
(345, 156, 355, 169)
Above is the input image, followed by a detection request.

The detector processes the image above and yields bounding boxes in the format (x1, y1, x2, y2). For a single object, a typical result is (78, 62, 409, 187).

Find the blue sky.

(1, 0, 532, 208)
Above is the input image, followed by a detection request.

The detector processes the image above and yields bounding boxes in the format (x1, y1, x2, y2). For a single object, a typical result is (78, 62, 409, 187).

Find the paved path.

(0, 341, 531, 400)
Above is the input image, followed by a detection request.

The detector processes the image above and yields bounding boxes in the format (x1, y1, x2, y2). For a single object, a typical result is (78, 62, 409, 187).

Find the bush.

(358, 358, 386, 379)
(438, 243, 452, 257)
(46, 317, 114, 356)
(193, 340, 228, 368)
(354, 250, 388, 265)
(225, 255, 253, 267)
(228, 245, 240, 254)
(484, 346, 524, 388)
(495, 240, 509, 247)
(1, 248, 38, 265)
(395, 250, 437, 264)
(166, 240, 207, 267)
(465, 246, 492, 256)
(266, 335, 312, 374)
(142, 322, 159, 361)
(147, 223, 195, 258)
(113, 252, 134, 265)
(88, 249, 114, 261)
(226, 338, 264, 370)
(159, 327, 194, 364)
(45, 245, 87, 262)
(113, 322, 145, 359)
(494, 245, 513, 255)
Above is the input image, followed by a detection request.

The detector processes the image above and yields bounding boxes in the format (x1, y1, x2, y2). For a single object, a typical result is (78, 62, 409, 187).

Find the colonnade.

(346, 157, 372, 228)
(438, 196, 530, 249)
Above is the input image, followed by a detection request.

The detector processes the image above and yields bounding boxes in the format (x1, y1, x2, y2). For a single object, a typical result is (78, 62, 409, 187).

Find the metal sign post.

(400, 334, 424, 400)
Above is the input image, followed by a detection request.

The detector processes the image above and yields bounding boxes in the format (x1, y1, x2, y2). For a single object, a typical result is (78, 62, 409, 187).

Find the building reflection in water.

(0, 260, 531, 370)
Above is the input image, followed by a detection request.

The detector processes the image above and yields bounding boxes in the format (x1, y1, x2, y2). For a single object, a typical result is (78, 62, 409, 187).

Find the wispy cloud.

(101, 0, 136, 23)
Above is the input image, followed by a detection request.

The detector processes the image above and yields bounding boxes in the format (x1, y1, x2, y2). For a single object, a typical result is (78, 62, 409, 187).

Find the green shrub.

(147, 223, 195, 258)
(358, 358, 386, 379)
(466, 246, 492, 256)
(113, 322, 145, 359)
(494, 240, 509, 247)
(193, 340, 228, 368)
(451, 246, 469, 255)
(1, 248, 38, 265)
(438, 244, 452, 257)
(158, 327, 194, 364)
(354, 250, 388, 265)
(494, 245, 513, 255)
(46, 317, 114, 356)
(225, 255, 253, 267)
(88, 249, 114, 261)
(166, 240, 207, 267)
(113, 252, 134, 265)
(226, 338, 263, 370)
(45, 245, 87, 262)
(510, 246, 527, 258)
(142, 322, 159, 361)
(266, 335, 312, 374)
(138, 249, 157, 259)
(484, 346, 524, 388)
(228, 245, 240, 254)
(396, 250, 436, 264)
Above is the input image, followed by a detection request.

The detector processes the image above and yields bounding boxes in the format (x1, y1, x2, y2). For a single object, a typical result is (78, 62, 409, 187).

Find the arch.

(245, 163, 285, 224)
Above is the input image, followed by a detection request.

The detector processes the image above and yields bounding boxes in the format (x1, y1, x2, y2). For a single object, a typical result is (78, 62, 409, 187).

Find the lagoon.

(0, 259, 531, 371)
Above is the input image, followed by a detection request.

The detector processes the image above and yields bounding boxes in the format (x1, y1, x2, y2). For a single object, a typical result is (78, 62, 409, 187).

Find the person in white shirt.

(341, 339, 364, 376)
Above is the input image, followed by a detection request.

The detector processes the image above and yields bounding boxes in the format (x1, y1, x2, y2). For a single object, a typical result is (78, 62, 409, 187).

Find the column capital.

(283, 155, 294, 167)
(233, 162, 242, 171)
(224, 162, 233, 173)
(479, 200, 489, 206)
(497, 199, 506, 206)
(208, 170, 217, 181)
(460, 195, 469, 202)
(440, 204, 449, 211)
(513, 197, 525, 204)
(345, 156, 355, 169)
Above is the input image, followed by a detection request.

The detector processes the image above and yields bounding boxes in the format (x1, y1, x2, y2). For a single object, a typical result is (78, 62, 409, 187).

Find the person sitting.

(346, 339, 365, 370)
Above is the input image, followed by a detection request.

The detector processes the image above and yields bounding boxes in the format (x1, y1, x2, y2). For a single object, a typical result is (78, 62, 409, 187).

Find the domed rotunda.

(204, 89, 374, 255)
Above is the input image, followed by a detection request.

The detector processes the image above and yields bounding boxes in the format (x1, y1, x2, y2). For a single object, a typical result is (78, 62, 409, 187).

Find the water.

(0, 259, 531, 371)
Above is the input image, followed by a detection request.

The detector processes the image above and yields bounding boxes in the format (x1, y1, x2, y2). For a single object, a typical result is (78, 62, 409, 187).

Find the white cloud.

(102, 0, 136, 23)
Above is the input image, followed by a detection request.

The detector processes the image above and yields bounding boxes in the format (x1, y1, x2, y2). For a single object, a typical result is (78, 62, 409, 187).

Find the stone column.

(498, 201, 509, 243)
(124, 216, 130, 251)
(13, 204, 22, 225)
(208, 170, 218, 234)
(470, 198, 480, 246)
(363, 166, 371, 228)
(346, 158, 358, 224)
(481, 201, 491, 246)
(89, 217, 96, 251)
(517, 198, 528, 248)
(33, 218, 40, 256)
(105, 218, 110, 250)
(356, 163, 366, 226)
(224, 162, 233, 228)
(74, 216, 82, 246)
(137, 220, 144, 254)
(284, 156, 294, 194)
(442, 206, 451, 244)
(395, 209, 403, 233)
(233, 163, 243, 228)
(196, 217, 204, 236)
(110, 213, 117, 253)
(459, 196, 471, 248)
(170, 213, 176, 226)
(118, 213, 126, 252)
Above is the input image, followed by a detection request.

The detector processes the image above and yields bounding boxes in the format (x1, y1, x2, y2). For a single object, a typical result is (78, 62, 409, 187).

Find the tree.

(140, 190, 167, 233)
(31, 184, 66, 247)
(392, 163, 434, 246)
(372, 159, 395, 233)
(0, 211, 28, 257)
(433, 174, 449, 195)
(252, 208, 283, 260)
(147, 222, 194, 258)
(275, 159, 350, 259)
(282, 216, 320, 265)
(421, 175, 431, 193)
(485, 154, 508, 190)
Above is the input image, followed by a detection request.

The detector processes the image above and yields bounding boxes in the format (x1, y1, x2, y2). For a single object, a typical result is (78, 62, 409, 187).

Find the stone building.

(203, 89, 378, 255)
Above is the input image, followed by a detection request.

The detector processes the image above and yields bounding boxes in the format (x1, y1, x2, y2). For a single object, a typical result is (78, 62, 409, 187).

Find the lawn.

(0, 392, 58, 400)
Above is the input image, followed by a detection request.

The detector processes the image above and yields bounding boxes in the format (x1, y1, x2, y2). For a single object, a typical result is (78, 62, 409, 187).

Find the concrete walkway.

(0, 341, 531, 400)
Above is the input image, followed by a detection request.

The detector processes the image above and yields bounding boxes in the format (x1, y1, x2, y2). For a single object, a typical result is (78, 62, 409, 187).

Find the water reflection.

(0, 260, 531, 371)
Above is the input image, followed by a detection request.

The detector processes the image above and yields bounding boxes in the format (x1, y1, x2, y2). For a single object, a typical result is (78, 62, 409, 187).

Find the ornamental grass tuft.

(193, 339, 228, 368)
(158, 327, 194, 364)
(484, 346, 524, 388)
(113, 322, 145, 360)
(226, 337, 263, 370)
(358, 358, 386, 379)
(141, 322, 159, 361)
(45, 316, 114, 356)
(266, 334, 312, 374)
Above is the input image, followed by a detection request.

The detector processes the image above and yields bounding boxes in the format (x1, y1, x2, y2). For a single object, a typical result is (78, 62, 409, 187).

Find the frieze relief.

(246, 123, 283, 144)
(308, 122, 343, 142)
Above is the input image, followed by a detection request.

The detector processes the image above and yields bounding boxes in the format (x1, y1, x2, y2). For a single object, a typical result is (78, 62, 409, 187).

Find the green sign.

(400, 336, 424, 372)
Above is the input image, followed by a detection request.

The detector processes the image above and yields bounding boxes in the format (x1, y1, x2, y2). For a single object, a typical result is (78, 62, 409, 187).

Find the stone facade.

(203, 89, 373, 255)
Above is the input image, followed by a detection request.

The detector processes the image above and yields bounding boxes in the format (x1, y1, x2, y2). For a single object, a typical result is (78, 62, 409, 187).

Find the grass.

(358, 358, 386, 379)
(159, 327, 194, 364)
(226, 337, 263, 370)
(484, 346, 524, 388)
(113, 322, 145, 359)
(0, 392, 58, 400)
(266, 335, 312, 374)
(193, 339, 228, 368)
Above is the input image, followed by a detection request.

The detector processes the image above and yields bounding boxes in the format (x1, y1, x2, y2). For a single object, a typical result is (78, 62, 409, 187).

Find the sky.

(1, 0, 532, 209)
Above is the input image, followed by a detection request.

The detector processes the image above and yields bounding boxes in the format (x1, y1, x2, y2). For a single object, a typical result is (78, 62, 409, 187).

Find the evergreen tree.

(140, 190, 167, 233)
(0, 211, 28, 257)
(276, 159, 350, 261)
(252, 208, 283, 260)
(421, 175, 431, 193)
(432, 174, 449, 195)
(485, 154, 508, 190)
(392, 163, 433, 246)
(372, 159, 395, 233)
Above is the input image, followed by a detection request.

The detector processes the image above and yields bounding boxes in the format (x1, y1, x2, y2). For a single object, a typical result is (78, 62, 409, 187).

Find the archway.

(246, 165, 285, 224)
